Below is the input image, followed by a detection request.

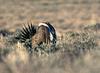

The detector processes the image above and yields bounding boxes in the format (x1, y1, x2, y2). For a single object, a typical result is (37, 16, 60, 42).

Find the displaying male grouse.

(16, 22, 57, 52)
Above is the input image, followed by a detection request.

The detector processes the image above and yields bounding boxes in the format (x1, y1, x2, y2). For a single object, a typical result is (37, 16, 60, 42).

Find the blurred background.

(0, 0, 100, 31)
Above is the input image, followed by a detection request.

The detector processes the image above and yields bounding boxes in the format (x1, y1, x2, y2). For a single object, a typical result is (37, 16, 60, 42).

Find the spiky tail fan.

(15, 24, 36, 50)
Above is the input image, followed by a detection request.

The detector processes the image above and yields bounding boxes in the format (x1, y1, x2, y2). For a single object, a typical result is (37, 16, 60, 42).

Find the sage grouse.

(16, 22, 57, 52)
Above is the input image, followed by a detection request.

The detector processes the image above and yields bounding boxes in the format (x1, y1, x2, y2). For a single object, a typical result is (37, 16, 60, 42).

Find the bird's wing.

(31, 32, 45, 48)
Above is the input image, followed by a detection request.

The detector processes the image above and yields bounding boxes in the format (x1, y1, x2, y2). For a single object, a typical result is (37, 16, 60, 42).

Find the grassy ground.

(0, 0, 100, 73)
(0, 28, 99, 73)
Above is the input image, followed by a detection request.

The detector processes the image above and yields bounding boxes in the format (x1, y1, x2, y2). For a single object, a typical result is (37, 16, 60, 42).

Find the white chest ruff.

(50, 32, 53, 41)
(38, 23, 49, 28)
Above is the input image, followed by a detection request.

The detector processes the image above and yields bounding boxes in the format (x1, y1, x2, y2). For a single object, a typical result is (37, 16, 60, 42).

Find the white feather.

(50, 32, 53, 41)
(38, 23, 49, 28)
